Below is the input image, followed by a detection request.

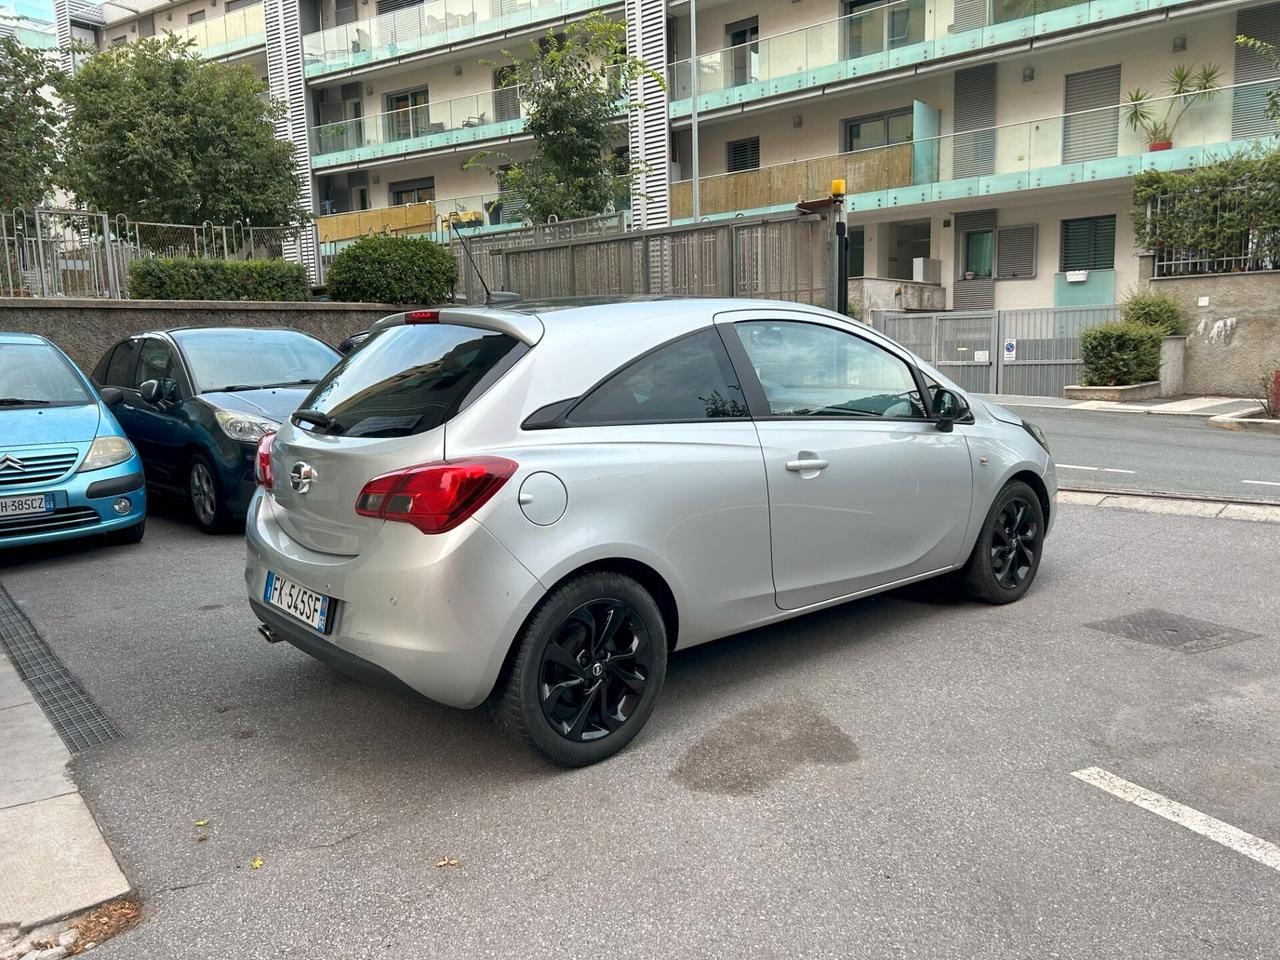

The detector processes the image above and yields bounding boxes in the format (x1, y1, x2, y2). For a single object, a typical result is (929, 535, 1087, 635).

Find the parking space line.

(1242, 480, 1280, 488)
(1102, 468, 1136, 475)
(1072, 767, 1280, 873)
(1058, 464, 1098, 471)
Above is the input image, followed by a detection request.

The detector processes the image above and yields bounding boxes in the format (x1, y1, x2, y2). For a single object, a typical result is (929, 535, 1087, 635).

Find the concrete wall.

(0, 299, 402, 374)
(1139, 260, 1280, 397)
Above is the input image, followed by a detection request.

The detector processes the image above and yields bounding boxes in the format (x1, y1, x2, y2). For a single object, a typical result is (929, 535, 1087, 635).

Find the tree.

(468, 14, 660, 224)
(0, 35, 61, 209)
(59, 36, 305, 224)
(1236, 35, 1280, 132)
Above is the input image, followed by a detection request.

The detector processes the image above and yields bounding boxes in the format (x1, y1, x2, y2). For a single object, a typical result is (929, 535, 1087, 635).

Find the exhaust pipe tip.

(258, 623, 281, 644)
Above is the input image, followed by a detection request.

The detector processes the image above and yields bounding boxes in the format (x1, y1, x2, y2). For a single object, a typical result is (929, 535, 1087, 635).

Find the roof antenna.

(449, 217, 522, 306)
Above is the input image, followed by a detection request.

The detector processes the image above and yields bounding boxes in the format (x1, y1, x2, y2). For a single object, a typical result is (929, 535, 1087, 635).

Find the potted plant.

(1123, 63, 1221, 151)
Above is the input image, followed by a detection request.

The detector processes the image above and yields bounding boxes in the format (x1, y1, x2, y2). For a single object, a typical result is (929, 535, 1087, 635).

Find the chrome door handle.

(785, 458, 829, 472)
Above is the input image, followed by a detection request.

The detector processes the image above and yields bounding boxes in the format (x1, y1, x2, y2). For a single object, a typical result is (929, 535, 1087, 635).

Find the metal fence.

(1148, 190, 1280, 278)
(488, 211, 828, 306)
(872, 305, 1118, 397)
(1, 207, 311, 299)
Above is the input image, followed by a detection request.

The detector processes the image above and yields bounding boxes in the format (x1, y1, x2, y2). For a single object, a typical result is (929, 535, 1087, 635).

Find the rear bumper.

(0, 456, 146, 551)
(243, 489, 544, 708)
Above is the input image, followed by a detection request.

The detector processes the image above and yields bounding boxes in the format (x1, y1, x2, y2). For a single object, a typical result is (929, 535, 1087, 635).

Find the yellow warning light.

(831, 178, 846, 197)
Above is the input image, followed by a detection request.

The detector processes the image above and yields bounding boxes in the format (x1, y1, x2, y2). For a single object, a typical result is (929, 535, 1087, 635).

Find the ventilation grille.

(727, 137, 761, 173)
(0, 450, 79, 487)
(0, 507, 100, 540)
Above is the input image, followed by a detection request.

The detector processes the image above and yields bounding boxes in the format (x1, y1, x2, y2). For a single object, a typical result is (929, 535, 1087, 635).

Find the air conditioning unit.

(913, 257, 942, 284)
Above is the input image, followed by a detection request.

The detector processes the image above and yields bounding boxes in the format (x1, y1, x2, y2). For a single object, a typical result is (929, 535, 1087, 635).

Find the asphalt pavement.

(1, 501, 1277, 959)
(997, 404, 1280, 502)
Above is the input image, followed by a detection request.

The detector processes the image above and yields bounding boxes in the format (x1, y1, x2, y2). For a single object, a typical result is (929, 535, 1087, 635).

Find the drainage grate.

(0, 586, 120, 751)
(1085, 608, 1261, 655)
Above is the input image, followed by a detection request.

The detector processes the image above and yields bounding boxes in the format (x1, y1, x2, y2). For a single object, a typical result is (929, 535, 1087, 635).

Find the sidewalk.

(980, 394, 1264, 418)
(0, 603, 129, 933)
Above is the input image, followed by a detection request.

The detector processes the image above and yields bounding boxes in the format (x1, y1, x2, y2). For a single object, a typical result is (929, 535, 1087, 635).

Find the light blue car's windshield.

(175, 330, 339, 392)
(0, 343, 93, 407)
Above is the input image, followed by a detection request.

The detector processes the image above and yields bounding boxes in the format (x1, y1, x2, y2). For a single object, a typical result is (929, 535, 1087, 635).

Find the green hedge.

(325, 234, 455, 305)
(129, 257, 310, 301)
(1120, 290, 1185, 335)
(1080, 322, 1163, 387)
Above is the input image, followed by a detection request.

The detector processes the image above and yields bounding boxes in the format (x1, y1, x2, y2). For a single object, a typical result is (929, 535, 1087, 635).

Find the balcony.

(315, 193, 528, 244)
(671, 80, 1277, 221)
(302, 0, 616, 78)
(668, 0, 1188, 116)
(172, 2, 266, 59)
(310, 86, 524, 168)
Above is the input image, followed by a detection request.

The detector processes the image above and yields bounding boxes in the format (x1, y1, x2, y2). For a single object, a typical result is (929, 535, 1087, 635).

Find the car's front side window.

(733, 320, 924, 419)
(134, 339, 175, 390)
(566, 329, 749, 425)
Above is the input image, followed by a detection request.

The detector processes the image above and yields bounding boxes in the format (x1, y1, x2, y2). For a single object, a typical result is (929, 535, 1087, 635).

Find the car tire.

(960, 480, 1045, 604)
(498, 572, 668, 767)
(188, 455, 232, 534)
(105, 518, 145, 545)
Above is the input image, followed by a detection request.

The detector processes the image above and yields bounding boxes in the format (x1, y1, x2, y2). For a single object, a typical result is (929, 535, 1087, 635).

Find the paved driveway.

(2, 502, 1277, 959)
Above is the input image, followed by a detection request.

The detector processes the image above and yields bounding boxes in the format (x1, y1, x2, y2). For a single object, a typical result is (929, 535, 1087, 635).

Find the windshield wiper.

(291, 409, 344, 434)
(211, 384, 262, 393)
(261, 378, 320, 389)
(0, 397, 51, 406)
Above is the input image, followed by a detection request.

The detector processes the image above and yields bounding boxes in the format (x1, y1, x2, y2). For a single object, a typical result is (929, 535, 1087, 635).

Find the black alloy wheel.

(991, 496, 1038, 590)
(961, 480, 1045, 604)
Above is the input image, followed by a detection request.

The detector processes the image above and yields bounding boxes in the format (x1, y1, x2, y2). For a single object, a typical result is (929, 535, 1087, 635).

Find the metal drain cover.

(0, 586, 120, 752)
(1085, 608, 1261, 654)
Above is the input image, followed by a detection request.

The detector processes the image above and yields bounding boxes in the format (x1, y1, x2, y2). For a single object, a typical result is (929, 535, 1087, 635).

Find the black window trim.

(717, 316, 939, 424)
(520, 326, 752, 431)
(841, 106, 914, 153)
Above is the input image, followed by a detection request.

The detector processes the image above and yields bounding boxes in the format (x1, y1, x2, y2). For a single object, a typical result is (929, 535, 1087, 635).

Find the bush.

(1120, 290, 1185, 335)
(129, 257, 309, 301)
(1080, 322, 1163, 386)
(325, 235, 455, 305)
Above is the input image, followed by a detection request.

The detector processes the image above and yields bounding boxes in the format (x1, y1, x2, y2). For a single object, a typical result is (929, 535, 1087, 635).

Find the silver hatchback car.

(246, 298, 1055, 765)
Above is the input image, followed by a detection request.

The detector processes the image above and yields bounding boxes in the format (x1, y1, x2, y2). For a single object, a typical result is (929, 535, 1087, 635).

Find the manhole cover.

(1085, 608, 1260, 654)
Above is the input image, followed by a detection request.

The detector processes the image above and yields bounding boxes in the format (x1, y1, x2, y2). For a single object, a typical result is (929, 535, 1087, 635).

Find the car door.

(720, 311, 973, 610)
(99, 337, 143, 442)
(128, 337, 193, 486)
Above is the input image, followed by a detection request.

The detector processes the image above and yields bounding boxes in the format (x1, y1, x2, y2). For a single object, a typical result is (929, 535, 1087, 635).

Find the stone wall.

(1138, 257, 1280, 397)
(849, 278, 947, 318)
(0, 299, 404, 373)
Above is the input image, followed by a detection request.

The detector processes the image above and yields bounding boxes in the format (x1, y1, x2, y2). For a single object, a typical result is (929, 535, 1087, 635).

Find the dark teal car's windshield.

(174, 329, 339, 393)
(0, 343, 93, 407)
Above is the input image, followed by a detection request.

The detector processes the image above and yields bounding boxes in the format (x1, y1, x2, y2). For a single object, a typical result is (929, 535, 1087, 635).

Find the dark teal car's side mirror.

(99, 387, 123, 408)
(138, 379, 162, 404)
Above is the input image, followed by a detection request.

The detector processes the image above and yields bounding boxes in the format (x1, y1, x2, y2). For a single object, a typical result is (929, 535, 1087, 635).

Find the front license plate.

(263, 570, 332, 634)
(0, 493, 54, 518)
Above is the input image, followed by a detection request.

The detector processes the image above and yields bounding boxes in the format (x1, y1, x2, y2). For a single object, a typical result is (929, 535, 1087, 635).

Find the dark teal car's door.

(127, 337, 196, 488)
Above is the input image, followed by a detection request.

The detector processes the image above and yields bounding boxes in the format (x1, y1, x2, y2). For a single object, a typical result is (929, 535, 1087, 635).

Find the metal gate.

(1, 208, 120, 298)
(871, 305, 1117, 398)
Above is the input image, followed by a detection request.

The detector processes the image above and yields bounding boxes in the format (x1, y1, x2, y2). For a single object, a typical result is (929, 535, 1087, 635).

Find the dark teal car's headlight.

(1021, 419, 1050, 454)
(215, 410, 278, 442)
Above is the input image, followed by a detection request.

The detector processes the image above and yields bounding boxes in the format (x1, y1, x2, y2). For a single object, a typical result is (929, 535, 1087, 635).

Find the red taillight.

(355, 457, 517, 534)
(255, 432, 276, 488)
(405, 310, 440, 323)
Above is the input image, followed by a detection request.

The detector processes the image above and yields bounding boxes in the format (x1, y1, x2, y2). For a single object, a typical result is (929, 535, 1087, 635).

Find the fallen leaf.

(194, 819, 209, 827)
(250, 856, 263, 869)
(436, 856, 460, 868)
(195, 835, 207, 843)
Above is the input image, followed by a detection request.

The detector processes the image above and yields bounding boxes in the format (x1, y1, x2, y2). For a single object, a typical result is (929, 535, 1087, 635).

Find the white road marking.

(1242, 479, 1280, 488)
(1102, 468, 1136, 475)
(1057, 464, 1098, 471)
(1072, 767, 1280, 873)
(1058, 464, 1135, 475)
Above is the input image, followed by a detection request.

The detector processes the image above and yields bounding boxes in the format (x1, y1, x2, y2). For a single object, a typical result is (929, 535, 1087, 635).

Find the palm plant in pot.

(1123, 64, 1221, 151)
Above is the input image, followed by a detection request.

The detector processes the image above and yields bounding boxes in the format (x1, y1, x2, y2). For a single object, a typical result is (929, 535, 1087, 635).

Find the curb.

(1058, 489, 1280, 523)
(1209, 413, 1280, 434)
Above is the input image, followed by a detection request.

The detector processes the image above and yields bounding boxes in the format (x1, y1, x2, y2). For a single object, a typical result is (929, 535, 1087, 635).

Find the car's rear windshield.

(299, 324, 523, 438)
(0, 343, 93, 407)
(174, 329, 340, 393)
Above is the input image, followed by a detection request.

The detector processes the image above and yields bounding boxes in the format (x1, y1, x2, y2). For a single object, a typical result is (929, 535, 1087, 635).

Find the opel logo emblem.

(290, 461, 315, 494)
(0, 454, 26, 472)
(591, 663, 603, 678)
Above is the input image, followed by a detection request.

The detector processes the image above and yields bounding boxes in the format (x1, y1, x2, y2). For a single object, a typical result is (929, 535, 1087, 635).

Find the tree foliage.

(0, 35, 62, 209)
(468, 14, 659, 224)
(325, 235, 456, 304)
(58, 36, 305, 225)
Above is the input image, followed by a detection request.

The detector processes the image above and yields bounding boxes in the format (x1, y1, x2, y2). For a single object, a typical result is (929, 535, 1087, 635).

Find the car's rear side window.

(302, 324, 522, 438)
(566, 329, 748, 425)
(102, 340, 137, 387)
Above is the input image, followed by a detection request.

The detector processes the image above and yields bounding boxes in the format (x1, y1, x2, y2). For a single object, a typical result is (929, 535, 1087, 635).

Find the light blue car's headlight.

(215, 410, 277, 443)
(77, 436, 135, 472)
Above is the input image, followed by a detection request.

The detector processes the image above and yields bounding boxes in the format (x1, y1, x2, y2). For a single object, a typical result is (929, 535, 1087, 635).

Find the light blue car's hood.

(1, 403, 102, 446)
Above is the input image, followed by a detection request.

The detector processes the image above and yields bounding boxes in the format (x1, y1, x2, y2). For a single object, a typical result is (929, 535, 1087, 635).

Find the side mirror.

(161, 378, 180, 402)
(138, 379, 161, 404)
(99, 387, 123, 408)
(932, 387, 969, 432)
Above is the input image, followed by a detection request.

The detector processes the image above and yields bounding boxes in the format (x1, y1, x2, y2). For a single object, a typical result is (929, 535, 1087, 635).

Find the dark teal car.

(92, 327, 340, 533)
(1, 333, 146, 550)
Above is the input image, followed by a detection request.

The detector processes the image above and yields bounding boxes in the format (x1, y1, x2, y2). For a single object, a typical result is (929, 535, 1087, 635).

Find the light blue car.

(1, 333, 146, 550)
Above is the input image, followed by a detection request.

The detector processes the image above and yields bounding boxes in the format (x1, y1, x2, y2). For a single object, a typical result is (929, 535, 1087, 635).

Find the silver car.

(245, 298, 1055, 765)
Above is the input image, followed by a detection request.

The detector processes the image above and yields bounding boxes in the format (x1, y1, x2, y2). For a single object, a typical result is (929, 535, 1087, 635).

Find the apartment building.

(1, 1, 57, 46)
(53, 0, 1280, 306)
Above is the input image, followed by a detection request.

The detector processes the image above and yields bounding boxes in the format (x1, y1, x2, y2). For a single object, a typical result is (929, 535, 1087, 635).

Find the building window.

(962, 229, 993, 279)
(843, 109, 912, 153)
(995, 224, 1037, 279)
(187, 10, 205, 24)
(389, 178, 434, 207)
(1060, 215, 1116, 271)
(110, 35, 127, 45)
(727, 137, 760, 173)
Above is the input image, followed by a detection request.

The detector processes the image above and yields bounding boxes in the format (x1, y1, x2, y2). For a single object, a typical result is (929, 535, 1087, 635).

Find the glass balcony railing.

(12, 22, 58, 49)
(667, 0, 1192, 114)
(172, 2, 266, 58)
(302, 0, 613, 77)
(310, 86, 524, 165)
(671, 79, 1277, 220)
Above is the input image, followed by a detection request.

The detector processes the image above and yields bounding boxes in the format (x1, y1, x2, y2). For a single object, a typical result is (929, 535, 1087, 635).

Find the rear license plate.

(0, 493, 54, 518)
(263, 570, 332, 634)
